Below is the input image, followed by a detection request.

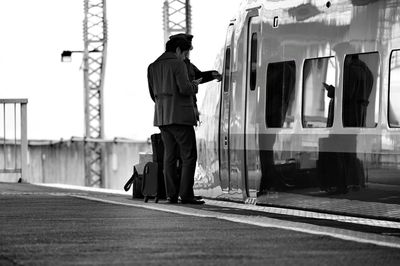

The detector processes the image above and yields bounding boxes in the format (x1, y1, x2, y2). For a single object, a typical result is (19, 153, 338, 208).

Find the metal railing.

(0, 99, 28, 181)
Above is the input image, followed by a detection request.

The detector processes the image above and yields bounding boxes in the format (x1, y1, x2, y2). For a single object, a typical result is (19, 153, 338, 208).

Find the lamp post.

(60, 46, 106, 188)
(59, 1, 107, 188)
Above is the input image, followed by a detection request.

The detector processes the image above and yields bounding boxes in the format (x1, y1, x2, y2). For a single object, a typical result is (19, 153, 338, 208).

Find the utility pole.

(83, 0, 107, 187)
(163, 0, 192, 43)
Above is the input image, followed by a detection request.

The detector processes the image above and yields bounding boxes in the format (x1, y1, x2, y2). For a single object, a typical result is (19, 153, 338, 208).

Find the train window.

(302, 57, 336, 128)
(342, 52, 379, 128)
(223, 47, 231, 92)
(249, 33, 257, 91)
(389, 50, 400, 128)
(266, 61, 296, 128)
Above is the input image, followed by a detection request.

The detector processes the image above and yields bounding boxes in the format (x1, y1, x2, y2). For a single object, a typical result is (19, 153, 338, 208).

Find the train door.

(219, 23, 234, 191)
(244, 15, 261, 198)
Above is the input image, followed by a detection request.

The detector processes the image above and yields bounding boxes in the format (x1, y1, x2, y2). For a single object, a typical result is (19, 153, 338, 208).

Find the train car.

(194, 0, 400, 204)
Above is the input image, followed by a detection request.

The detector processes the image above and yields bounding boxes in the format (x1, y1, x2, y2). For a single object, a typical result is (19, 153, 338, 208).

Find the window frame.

(301, 56, 336, 129)
(388, 49, 400, 128)
(265, 60, 297, 128)
(249, 32, 257, 91)
(223, 47, 231, 93)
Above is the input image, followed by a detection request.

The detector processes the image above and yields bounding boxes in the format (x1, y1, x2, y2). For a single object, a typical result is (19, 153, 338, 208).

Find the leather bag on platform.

(123, 165, 144, 199)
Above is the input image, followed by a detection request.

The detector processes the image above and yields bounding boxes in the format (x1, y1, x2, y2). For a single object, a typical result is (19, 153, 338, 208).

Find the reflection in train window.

(389, 50, 400, 128)
(342, 52, 379, 128)
(266, 61, 296, 128)
(249, 33, 257, 91)
(302, 57, 336, 128)
(223, 47, 231, 92)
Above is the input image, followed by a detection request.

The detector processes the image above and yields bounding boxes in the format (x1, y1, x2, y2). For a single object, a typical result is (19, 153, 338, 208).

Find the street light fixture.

(61, 50, 73, 62)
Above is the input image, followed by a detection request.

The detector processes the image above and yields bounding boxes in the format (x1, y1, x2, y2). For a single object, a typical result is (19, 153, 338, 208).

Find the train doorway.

(219, 24, 234, 192)
(243, 15, 261, 198)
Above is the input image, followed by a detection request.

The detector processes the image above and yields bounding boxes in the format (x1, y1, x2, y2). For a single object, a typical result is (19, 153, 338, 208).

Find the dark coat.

(184, 59, 216, 86)
(147, 52, 198, 126)
(184, 58, 218, 122)
(343, 57, 373, 127)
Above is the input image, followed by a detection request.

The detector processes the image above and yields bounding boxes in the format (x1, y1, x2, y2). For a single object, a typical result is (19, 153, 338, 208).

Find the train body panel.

(194, 0, 400, 203)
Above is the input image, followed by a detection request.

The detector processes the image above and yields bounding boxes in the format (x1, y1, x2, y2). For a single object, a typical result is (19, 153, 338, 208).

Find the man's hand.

(212, 71, 222, 82)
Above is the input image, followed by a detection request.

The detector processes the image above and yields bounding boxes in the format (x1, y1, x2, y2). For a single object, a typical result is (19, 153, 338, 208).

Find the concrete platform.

(1, 182, 400, 265)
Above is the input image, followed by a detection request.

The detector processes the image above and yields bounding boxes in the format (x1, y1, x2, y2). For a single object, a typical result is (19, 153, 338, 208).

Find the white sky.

(0, 0, 243, 141)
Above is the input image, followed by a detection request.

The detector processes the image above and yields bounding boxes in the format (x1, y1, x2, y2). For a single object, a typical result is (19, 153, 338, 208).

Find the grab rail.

(0, 99, 28, 181)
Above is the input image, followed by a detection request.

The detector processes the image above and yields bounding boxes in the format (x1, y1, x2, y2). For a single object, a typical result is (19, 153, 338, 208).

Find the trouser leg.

(172, 125, 197, 200)
(159, 127, 179, 199)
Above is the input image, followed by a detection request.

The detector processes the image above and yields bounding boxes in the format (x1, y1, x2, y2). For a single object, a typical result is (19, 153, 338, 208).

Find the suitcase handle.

(123, 175, 133, 191)
(123, 167, 138, 191)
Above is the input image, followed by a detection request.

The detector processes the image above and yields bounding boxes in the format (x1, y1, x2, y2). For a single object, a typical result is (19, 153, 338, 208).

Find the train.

(194, 0, 400, 204)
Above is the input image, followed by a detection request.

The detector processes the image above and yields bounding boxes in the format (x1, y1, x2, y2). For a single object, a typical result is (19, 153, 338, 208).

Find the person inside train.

(318, 54, 373, 194)
(343, 54, 374, 127)
(341, 54, 373, 191)
(147, 37, 205, 204)
(322, 82, 335, 127)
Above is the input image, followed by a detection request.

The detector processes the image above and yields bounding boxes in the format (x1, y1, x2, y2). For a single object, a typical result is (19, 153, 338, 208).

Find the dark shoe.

(166, 197, 178, 204)
(194, 195, 203, 200)
(180, 198, 205, 205)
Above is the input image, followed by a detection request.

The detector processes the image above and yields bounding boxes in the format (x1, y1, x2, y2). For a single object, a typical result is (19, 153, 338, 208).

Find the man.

(341, 54, 373, 192)
(343, 54, 373, 127)
(147, 37, 205, 204)
(169, 33, 222, 122)
(167, 34, 222, 200)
